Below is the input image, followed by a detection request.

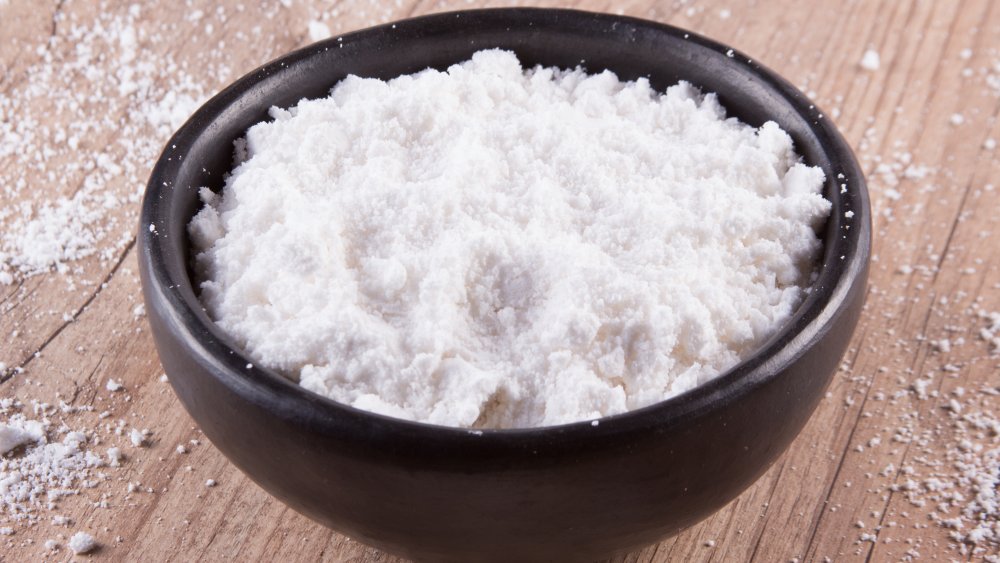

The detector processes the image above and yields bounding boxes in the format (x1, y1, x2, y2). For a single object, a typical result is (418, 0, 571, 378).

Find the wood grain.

(2, 0, 998, 561)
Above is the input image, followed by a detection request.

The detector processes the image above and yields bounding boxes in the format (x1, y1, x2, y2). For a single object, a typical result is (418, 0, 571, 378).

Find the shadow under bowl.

(138, 8, 871, 563)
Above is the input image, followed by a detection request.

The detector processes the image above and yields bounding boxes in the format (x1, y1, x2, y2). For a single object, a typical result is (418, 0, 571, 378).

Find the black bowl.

(138, 8, 870, 562)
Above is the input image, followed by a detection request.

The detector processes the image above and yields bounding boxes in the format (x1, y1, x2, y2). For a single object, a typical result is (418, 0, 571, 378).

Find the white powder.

(981, 310, 1000, 354)
(106, 447, 122, 467)
(860, 49, 881, 71)
(0, 420, 44, 455)
(0, 9, 208, 288)
(68, 531, 97, 554)
(0, 413, 106, 521)
(307, 20, 332, 42)
(128, 429, 147, 447)
(0, 193, 108, 281)
(190, 50, 831, 428)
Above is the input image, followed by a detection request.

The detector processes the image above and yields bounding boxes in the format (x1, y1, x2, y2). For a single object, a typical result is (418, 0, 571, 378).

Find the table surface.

(2, 0, 998, 561)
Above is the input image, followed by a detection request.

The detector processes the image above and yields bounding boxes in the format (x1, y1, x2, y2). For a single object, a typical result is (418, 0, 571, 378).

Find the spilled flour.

(189, 49, 831, 428)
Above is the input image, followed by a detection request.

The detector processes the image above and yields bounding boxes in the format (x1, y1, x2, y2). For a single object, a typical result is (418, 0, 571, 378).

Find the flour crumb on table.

(860, 49, 881, 71)
(307, 20, 331, 41)
(129, 428, 148, 447)
(68, 531, 97, 554)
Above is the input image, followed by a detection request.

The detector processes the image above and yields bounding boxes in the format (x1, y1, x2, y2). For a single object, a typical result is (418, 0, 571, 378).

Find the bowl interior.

(145, 8, 867, 435)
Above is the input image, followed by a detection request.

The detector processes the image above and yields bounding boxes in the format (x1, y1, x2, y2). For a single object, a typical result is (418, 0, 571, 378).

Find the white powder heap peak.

(191, 50, 831, 429)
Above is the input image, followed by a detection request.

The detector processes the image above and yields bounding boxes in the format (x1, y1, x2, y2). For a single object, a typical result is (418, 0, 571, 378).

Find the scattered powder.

(68, 531, 97, 554)
(884, 379, 1000, 553)
(0, 195, 109, 281)
(985, 61, 1000, 97)
(190, 49, 831, 428)
(860, 49, 881, 71)
(979, 310, 1000, 354)
(0, 7, 208, 287)
(0, 403, 109, 523)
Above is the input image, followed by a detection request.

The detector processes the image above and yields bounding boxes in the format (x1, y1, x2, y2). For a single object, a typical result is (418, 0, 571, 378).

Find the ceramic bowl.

(138, 8, 870, 562)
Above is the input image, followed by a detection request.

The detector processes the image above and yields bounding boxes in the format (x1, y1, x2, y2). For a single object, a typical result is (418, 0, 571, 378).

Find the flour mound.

(190, 49, 831, 429)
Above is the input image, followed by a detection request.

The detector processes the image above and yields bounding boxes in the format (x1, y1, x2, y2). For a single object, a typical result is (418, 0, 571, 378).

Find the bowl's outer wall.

(139, 9, 871, 563)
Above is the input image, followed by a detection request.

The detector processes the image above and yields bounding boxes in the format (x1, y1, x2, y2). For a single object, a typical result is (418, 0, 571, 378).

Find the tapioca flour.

(188, 49, 831, 429)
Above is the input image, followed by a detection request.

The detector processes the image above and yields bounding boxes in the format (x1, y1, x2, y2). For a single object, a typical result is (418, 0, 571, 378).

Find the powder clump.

(189, 49, 831, 429)
(68, 531, 97, 554)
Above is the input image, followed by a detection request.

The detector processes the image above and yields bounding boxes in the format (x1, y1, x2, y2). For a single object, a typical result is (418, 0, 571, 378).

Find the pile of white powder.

(189, 49, 831, 429)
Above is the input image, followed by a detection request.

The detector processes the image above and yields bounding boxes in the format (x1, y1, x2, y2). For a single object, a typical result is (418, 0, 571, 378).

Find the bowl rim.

(140, 7, 871, 451)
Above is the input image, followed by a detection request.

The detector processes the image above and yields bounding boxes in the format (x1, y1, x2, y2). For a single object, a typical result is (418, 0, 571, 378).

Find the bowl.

(138, 8, 870, 562)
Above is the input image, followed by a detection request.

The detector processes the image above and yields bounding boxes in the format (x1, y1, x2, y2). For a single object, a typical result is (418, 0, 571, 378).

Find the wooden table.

(2, 0, 998, 560)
